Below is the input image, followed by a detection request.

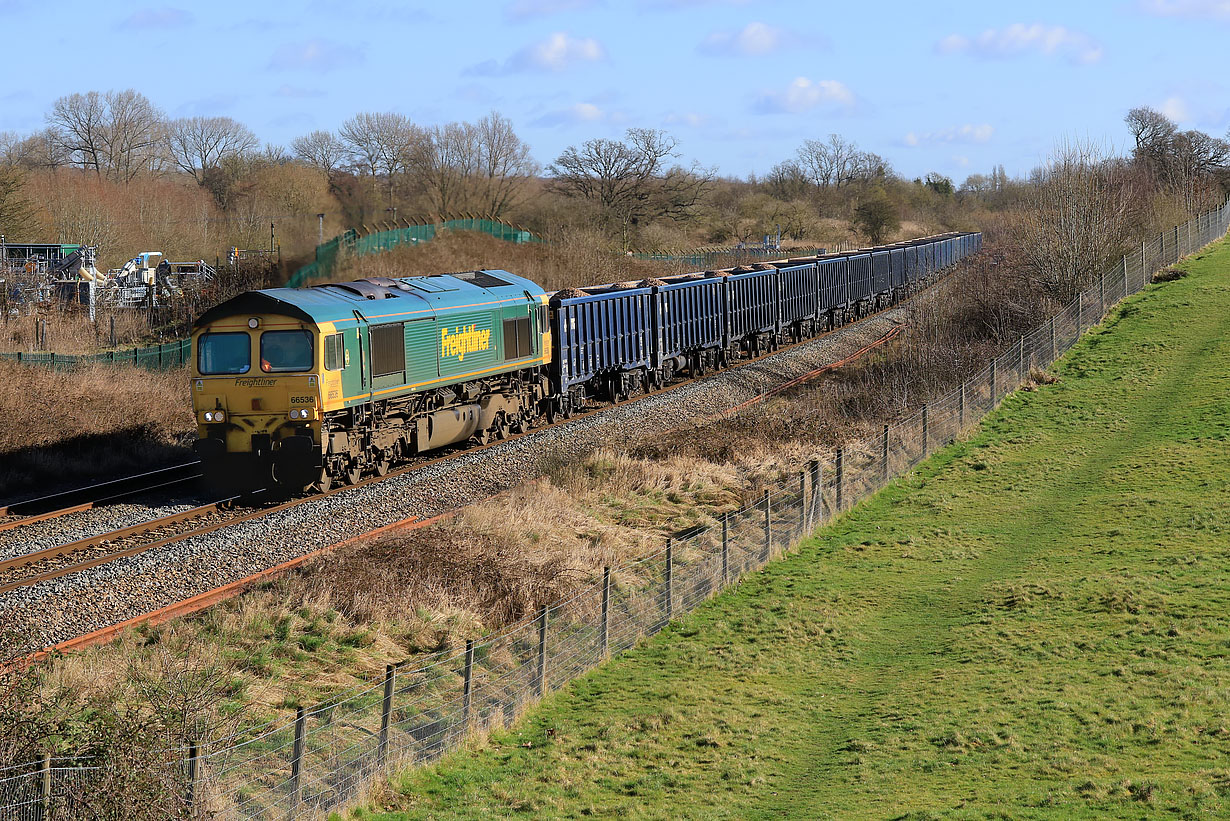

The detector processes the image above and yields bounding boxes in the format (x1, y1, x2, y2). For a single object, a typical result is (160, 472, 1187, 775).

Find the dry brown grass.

(319, 229, 693, 292)
(0, 308, 155, 355)
(0, 360, 193, 497)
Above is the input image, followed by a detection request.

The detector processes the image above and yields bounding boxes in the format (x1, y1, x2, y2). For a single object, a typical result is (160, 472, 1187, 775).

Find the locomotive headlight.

(248, 318, 259, 329)
(203, 410, 226, 423)
(289, 408, 312, 420)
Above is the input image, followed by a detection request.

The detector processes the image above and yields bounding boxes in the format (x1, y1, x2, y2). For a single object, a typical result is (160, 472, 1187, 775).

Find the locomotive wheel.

(495, 414, 510, 440)
(546, 400, 558, 424)
(317, 468, 333, 493)
(345, 462, 363, 485)
(374, 455, 390, 477)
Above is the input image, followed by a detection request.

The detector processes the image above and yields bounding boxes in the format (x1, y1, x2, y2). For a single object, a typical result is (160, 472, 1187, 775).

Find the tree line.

(2, 89, 1229, 271)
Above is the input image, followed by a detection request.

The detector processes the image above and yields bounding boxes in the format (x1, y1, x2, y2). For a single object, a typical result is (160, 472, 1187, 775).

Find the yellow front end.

(191, 313, 326, 491)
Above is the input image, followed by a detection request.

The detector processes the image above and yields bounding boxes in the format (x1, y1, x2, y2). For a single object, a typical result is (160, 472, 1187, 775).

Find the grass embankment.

(353, 243, 1230, 819)
(0, 361, 193, 498)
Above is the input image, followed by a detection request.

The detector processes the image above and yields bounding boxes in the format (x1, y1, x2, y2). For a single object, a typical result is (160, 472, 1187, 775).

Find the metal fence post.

(289, 706, 306, 817)
(921, 405, 929, 457)
(1099, 273, 1105, 317)
(958, 384, 965, 430)
(1017, 335, 1025, 381)
(989, 360, 997, 405)
(720, 515, 730, 585)
(664, 538, 674, 620)
(600, 567, 611, 656)
(1050, 316, 1057, 362)
(762, 489, 771, 561)
(1077, 292, 1083, 334)
(835, 448, 844, 511)
(881, 424, 890, 484)
(462, 641, 474, 727)
(1121, 255, 1128, 296)
(536, 606, 548, 697)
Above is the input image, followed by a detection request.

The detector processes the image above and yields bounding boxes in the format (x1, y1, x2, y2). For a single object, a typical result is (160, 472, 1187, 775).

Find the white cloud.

(937, 23, 1103, 65)
(531, 101, 623, 127)
(467, 32, 606, 75)
(505, 0, 600, 20)
(268, 39, 365, 72)
(118, 7, 191, 28)
(1140, 0, 1230, 19)
(1159, 96, 1191, 120)
(754, 77, 853, 114)
(903, 124, 994, 147)
(700, 22, 791, 56)
(665, 111, 712, 128)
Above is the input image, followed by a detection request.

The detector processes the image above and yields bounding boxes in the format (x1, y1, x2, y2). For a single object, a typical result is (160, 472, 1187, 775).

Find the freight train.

(190, 232, 981, 493)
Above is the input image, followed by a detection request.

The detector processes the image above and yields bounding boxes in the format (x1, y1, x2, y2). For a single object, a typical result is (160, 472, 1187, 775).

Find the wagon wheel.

(546, 399, 558, 425)
(345, 461, 363, 485)
(563, 398, 576, 418)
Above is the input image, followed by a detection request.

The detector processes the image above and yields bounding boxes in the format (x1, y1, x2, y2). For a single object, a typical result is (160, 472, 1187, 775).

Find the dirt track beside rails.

(4, 305, 910, 648)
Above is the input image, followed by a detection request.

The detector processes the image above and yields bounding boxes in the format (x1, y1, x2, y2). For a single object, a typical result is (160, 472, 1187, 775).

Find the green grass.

(348, 243, 1230, 820)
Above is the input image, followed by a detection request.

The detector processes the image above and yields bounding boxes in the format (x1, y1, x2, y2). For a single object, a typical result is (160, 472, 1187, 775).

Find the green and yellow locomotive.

(191, 270, 550, 493)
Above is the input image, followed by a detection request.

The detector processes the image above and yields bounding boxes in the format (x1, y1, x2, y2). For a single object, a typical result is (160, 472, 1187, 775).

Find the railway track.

(0, 462, 202, 534)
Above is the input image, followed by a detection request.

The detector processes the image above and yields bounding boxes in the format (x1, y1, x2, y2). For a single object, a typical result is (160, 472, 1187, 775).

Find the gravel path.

(4, 308, 907, 646)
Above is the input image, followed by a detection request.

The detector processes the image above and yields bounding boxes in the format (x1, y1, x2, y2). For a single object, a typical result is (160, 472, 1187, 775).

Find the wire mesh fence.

(286, 217, 543, 289)
(0, 338, 191, 372)
(3, 200, 1227, 820)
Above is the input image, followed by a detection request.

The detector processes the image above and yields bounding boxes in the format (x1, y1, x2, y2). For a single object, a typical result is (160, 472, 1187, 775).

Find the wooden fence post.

(1017, 335, 1025, 381)
(665, 539, 674, 620)
(762, 489, 771, 561)
(35, 752, 51, 821)
(289, 706, 306, 816)
(809, 459, 822, 524)
(186, 742, 200, 814)
(921, 405, 929, 458)
(535, 606, 548, 697)
(835, 448, 844, 511)
(881, 424, 890, 484)
(378, 664, 395, 765)
(798, 469, 808, 537)
(600, 567, 611, 656)
(720, 515, 730, 586)
(1050, 316, 1056, 362)
(462, 641, 474, 727)
(989, 360, 997, 406)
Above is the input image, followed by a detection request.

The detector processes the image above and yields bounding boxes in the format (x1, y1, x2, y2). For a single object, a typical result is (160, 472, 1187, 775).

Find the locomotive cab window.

(260, 329, 313, 373)
(503, 315, 532, 360)
(198, 332, 251, 375)
(324, 333, 344, 371)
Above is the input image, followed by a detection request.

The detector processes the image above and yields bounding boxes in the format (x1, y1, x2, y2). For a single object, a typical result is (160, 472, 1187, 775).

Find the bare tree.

(46, 91, 108, 174)
(548, 128, 713, 247)
(410, 121, 480, 214)
(292, 129, 348, 178)
(763, 160, 810, 201)
(103, 89, 165, 182)
(0, 165, 41, 240)
(166, 115, 259, 184)
(338, 112, 422, 205)
(1020, 140, 1132, 301)
(46, 89, 164, 182)
(473, 112, 537, 216)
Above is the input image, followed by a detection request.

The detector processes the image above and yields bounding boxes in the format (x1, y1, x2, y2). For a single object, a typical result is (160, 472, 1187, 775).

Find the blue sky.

(1, 0, 1227, 182)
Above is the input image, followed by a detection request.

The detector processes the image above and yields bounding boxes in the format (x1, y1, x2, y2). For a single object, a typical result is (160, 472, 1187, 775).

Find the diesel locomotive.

(190, 232, 980, 493)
